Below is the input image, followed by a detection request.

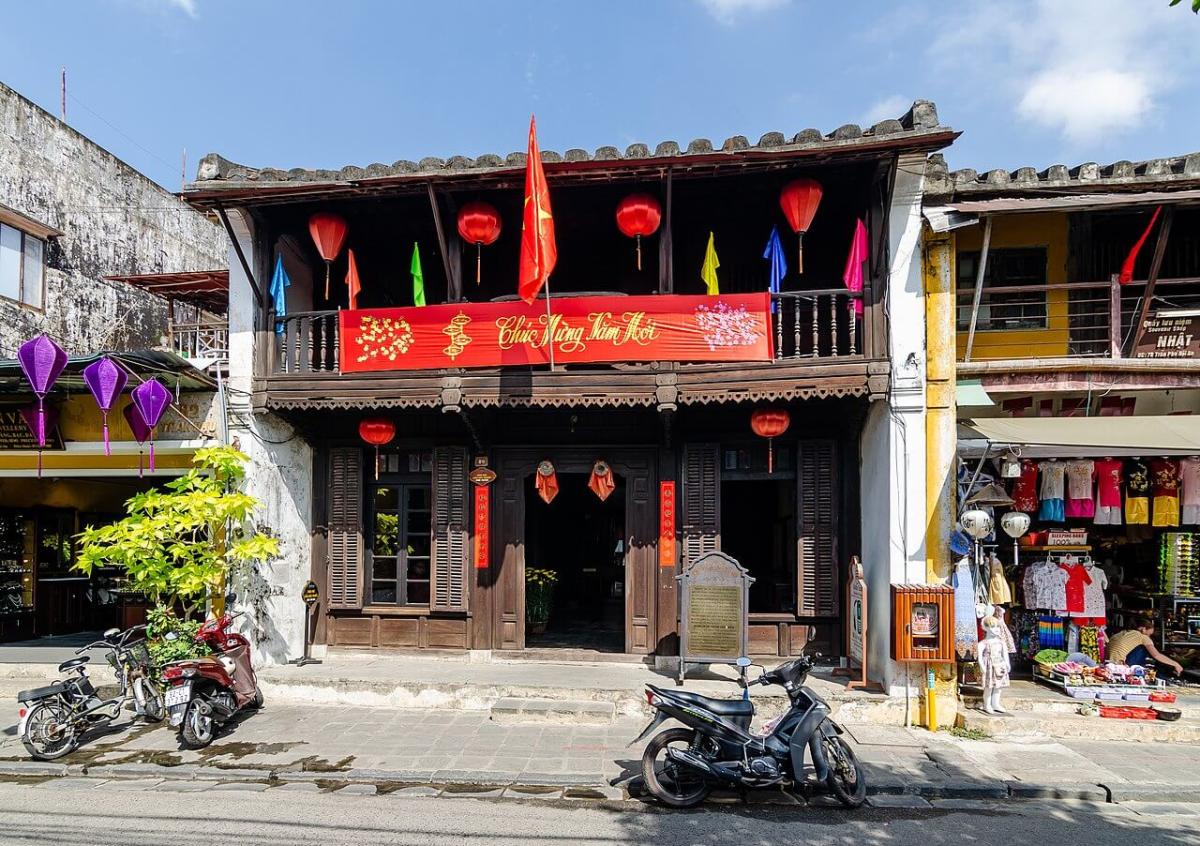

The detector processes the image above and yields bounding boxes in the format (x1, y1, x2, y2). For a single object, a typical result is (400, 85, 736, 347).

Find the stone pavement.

(4, 700, 1200, 804)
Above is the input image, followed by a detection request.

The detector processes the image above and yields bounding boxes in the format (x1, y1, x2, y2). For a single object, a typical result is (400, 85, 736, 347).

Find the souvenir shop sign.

(0, 406, 63, 450)
(1133, 313, 1200, 360)
(339, 293, 773, 373)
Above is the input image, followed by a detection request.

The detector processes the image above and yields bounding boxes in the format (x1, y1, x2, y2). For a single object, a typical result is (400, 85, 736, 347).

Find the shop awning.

(104, 270, 228, 314)
(959, 416, 1200, 458)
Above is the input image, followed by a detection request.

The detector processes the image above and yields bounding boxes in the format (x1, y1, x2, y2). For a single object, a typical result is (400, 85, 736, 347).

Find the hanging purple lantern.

(19, 404, 60, 478)
(17, 336, 68, 447)
(130, 379, 171, 472)
(122, 403, 152, 477)
(82, 357, 128, 457)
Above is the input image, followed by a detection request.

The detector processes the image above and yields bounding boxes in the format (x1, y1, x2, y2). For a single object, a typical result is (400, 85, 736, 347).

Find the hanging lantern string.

(636, 234, 642, 272)
(476, 242, 483, 286)
(110, 356, 212, 441)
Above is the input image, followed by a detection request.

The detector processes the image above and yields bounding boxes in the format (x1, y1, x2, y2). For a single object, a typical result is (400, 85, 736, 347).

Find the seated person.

(1108, 617, 1183, 678)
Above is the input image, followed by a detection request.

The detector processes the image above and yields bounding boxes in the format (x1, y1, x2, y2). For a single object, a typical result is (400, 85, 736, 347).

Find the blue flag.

(763, 226, 787, 312)
(269, 254, 291, 333)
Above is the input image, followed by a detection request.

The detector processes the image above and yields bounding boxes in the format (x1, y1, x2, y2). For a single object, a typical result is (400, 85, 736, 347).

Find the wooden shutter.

(797, 439, 838, 617)
(681, 443, 720, 565)
(326, 447, 364, 610)
(431, 446, 469, 612)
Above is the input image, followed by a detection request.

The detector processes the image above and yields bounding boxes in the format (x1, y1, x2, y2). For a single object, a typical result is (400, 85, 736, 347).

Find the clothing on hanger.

(1064, 460, 1095, 519)
(1182, 457, 1200, 525)
(987, 552, 1012, 605)
(1012, 459, 1039, 513)
(1151, 458, 1181, 527)
(1094, 458, 1124, 526)
(1125, 459, 1150, 525)
(1038, 460, 1066, 523)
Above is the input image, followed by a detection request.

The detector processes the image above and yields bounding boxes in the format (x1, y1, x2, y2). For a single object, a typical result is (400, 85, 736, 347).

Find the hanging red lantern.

(309, 212, 349, 300)
(778, 178, 823, 274)
(615, 193, 662, 271)
(359, 417, 396, 478)
(456, 201, 502, 286)
(750, 408, 791, 473)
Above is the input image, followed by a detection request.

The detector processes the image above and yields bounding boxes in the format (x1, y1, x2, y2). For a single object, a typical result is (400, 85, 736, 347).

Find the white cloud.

(931, 0, 1193, 145)
(862, 94, 910, 127)
(697, 0, 789, 26)
(167, 0, 197, 15)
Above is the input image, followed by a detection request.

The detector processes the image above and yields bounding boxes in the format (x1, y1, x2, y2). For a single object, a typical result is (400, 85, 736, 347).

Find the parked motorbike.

(18, 624, 164, 760)
(161, 604, 262, 749)
(634, 654, 866, 808)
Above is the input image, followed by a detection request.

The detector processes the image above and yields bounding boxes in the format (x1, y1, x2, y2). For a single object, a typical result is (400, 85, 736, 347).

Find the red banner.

(473, 485, 490, 570)
(339, 293, 773, 372)
(659, 481, 677, 568)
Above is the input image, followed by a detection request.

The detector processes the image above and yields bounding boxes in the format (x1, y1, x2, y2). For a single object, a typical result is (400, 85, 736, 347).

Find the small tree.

(75, 445, 280, 618)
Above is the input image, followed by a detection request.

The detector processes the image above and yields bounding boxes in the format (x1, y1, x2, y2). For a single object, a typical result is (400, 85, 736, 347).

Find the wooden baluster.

(810, 296, 820, 358)
(830, 295, 839, 357)
(774, 297, 783, 360)
(793, 297, 802, 358)
(284, 316, 299, 374)
(299, 315, 313, 373)
(849, 298, 857, 356)
(331, 313, 340, 372)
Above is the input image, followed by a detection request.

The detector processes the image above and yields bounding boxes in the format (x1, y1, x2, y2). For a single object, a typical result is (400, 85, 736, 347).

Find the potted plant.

(525, 567, 558, 635)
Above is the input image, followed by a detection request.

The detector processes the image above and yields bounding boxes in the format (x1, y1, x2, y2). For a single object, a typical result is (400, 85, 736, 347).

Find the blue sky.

(2, 0, 1197, 190)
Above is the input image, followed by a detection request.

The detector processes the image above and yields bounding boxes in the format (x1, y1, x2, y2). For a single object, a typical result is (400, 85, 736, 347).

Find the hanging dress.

(1038, 461, 1066, 523)
(953, 557, 979, 659)
(1093, 458, 1124, 526)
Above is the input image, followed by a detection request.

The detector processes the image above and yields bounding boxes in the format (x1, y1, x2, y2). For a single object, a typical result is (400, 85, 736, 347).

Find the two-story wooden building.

(186, 102, 954, 673)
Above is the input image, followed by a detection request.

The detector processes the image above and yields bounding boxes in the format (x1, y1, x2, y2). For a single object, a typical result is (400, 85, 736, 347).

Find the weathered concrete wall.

(0, 81, 225, 357)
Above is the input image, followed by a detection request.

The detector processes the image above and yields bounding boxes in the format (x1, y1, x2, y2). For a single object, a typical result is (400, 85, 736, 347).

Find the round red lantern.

(750, 408, 791, 473)
(778, 178, 823, 274)
(615, 193, 662, 271)
(456, 201, 502, 286)
(359, 417, 396, 478)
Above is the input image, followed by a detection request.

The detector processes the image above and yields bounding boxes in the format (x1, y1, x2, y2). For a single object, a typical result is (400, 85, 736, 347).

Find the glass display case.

(0, 511, 35, 641)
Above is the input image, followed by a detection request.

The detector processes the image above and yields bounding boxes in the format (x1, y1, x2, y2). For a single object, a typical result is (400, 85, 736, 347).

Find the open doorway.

(721, 479, 797, 614)
(524, 472, 625, 652)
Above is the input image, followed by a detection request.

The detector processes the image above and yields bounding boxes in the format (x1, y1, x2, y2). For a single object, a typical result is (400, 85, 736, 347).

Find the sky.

(1, 0, 1198, 191)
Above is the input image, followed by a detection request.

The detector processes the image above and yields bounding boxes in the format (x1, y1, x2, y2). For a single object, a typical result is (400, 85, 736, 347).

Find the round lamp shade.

(959, 508, 994, 540)
(1000, 511, 1031, 540)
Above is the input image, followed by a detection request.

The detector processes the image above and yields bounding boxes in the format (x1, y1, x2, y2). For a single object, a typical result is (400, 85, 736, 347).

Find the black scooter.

(633, 654, 866, 807)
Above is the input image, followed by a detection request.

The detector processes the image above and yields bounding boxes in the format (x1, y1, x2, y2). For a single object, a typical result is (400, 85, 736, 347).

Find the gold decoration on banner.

(355, 315, 414, 363)
(442, 312, 473, 360)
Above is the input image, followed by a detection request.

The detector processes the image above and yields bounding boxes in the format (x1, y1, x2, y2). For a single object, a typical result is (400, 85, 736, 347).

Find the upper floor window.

(956, 247, 1047, 332)
(0, 223, 45, 310)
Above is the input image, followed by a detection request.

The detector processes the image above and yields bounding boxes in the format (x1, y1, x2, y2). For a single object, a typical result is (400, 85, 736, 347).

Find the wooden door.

(624, 467, 656, 654)
(494, 469, 524, 650)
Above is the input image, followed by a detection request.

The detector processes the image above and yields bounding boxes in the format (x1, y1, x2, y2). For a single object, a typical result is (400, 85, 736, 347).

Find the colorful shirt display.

(1152, 459, 1181, 528)
(1080, 564, 1108, 618)
(1183, 457, 1200, 525)
(1038, 461, 1066, 500)
(1065, 460, 1095, 518)
(1012, 459, 1039, 513)
(1062, 562, 1091, 616)
(1125, 460, 1150, 525)
(1094, 459, 1124, 508)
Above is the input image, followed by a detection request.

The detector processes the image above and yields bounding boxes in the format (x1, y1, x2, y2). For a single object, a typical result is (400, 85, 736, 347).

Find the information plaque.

(676, 551, 754, 684)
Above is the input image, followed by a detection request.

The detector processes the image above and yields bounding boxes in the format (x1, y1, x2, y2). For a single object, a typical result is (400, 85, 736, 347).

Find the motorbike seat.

(57, 657, 89, 674)
(649, 685, 754, 719)
(17, 682, 70, 702)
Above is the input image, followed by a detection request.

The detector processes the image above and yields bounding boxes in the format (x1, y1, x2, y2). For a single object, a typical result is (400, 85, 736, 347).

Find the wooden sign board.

(833, 556, 881, 691)
(302, 580, 320, 605)
(1133, 312, 1199, 360)
(0, 406, 63, 450)
(676, 551, 754, 684)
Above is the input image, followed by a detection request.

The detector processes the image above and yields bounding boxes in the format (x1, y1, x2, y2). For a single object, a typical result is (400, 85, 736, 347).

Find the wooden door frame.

(492, 447, 657, 653)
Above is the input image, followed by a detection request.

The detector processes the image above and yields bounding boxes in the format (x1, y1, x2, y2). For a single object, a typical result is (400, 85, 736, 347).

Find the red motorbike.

(161, 608, 263, 748)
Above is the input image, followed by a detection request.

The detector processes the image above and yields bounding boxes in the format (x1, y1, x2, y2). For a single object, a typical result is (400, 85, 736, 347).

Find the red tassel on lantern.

(615, 193, 662, 271)
(359, 418, 396, 478)
(456, 201, 502, 286)
(751, 408, 791, 473)
(779, 179, 823, 274)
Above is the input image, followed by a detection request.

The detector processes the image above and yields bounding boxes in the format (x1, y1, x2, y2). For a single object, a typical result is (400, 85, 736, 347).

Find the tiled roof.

(188, 100, 953, 195)
(925, 151, 1200, 200)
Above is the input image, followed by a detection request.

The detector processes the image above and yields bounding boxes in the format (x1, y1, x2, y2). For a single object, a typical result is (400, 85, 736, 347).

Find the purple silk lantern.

(122, 403, 152, 477)
(19, 404, 60, 477)
(82, 357, 128, 457)
(130, 379, 171, 472)
(17, 336, 68, 447)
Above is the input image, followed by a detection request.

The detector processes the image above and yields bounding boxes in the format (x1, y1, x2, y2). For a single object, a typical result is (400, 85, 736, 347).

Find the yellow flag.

(701, 231, 720, 295)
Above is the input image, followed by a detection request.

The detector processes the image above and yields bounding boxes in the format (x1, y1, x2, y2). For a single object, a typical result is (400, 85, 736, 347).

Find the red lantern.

(750, 408, 791, 473)
(778, 178, 823, 274)
(615, 193, 662, 271)
(456, 201, 502, 286)
(359, 417, 396, 478)
(309, 213, 349, 300)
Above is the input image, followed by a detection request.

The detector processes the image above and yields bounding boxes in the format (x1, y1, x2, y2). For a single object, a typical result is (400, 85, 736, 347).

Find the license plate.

(164, 683, 191, 708)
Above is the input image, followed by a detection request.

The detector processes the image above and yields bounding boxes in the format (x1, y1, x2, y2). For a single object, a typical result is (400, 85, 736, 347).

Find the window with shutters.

(431, 446, 469, 613)
(797, 440, 839, 618)
(327, 447, 364, 610)
(681, 443, 720, 566)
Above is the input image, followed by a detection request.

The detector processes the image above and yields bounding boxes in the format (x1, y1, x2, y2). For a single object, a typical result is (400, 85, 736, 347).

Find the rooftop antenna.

(60, 67, 66, 122)
(181, 147, 187, 192)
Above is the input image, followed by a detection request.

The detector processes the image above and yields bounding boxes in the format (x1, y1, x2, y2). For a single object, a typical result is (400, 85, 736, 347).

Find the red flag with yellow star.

(518, 116, 557, 304)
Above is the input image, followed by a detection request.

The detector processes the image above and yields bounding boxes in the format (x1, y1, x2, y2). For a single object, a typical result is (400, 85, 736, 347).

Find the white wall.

(226, 211, 314, 665)
(860, 152, 928, 694)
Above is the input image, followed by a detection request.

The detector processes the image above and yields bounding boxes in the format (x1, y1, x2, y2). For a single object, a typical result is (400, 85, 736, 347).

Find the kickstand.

(738, 785, 749, 805)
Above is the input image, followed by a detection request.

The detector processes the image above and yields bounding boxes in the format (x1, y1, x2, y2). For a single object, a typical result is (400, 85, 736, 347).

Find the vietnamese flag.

(518, 115, 557, 304)
(1118, 205, 1162, 285)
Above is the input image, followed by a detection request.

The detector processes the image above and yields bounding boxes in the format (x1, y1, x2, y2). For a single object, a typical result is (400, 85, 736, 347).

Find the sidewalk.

(3, 698, 1199, 804)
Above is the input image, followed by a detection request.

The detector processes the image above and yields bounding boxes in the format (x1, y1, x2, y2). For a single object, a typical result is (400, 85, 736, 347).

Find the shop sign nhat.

(1133, 312, 1200, 360)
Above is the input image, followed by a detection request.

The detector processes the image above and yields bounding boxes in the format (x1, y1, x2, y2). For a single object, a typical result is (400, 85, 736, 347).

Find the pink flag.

(842, 218, 868, 316)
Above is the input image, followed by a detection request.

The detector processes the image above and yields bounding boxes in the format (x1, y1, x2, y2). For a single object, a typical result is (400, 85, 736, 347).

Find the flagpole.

(544, 278, 555, 371)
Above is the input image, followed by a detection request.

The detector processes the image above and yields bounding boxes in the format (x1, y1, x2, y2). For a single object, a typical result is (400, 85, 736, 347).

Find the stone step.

(958, 708, 1200, 742)
(490, 697, 616, 724)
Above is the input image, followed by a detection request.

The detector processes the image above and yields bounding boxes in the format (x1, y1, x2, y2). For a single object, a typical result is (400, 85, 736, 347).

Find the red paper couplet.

(474, 485, 490, 570)
(659, 481, 676, 567)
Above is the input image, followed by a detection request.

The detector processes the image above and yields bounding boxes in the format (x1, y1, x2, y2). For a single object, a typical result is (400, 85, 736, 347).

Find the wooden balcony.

(255, 290, 887, 412)
(168, 319, 228, 371)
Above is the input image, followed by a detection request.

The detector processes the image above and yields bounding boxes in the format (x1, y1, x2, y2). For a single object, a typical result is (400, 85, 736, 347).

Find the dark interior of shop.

(721, 478, 798, 614)
(524, 471, 625, 652)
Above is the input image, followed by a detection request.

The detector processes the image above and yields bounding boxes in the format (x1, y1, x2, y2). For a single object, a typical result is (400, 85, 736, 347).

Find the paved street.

(0, 779, 1198, 846)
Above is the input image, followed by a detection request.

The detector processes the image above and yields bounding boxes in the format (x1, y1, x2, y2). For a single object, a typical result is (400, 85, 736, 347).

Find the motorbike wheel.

(133, 677, 165, 723)
(180, 703, 216, 749)
(251, 687, 264, 709)
(641, 728, 712, 808)
(22, 701, 80, 761)
(822, 734, 866, 808)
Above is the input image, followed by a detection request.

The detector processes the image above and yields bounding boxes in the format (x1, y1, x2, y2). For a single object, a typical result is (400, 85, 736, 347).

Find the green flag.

(701, 231, 720, 295)
(410, 242, 425, 307)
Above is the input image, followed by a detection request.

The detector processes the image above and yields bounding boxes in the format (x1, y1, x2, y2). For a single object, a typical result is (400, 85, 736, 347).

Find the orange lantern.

(778, 178, 823, 273)
(750, 408, 791, 473)
(359, 417, 396, 478)
(615, 193, 662, 271)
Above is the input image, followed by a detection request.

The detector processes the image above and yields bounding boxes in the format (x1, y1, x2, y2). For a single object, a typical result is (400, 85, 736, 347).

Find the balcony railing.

(957, 276, 1200, 361)
(170, 320, 229, 367)
(271, 291, 865, 376)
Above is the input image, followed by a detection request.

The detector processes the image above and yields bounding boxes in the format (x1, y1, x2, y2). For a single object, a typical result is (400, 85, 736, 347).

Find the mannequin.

(977, 615, 1011, 715)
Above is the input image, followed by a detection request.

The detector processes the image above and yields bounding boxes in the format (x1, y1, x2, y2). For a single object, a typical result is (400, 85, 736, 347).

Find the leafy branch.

(1168, 0, 1200, 13)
